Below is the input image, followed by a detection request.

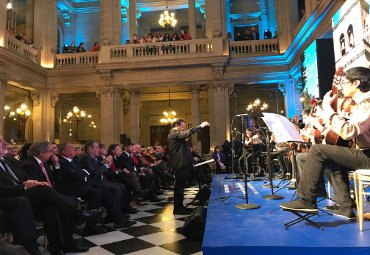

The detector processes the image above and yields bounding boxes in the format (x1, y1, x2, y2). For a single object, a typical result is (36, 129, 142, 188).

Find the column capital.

(49, 92, 60, 107)
(31, 91, 40, 106)
(190, 85, 201, 94)
(128, 88, 140, 97)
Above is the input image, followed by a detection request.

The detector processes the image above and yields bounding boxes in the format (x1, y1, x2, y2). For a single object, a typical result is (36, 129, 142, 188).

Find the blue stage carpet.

(202, 175, 370, 255)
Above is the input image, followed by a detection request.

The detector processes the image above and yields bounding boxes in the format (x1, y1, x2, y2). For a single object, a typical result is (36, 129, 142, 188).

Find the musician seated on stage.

(239, 129, 264, 176)
(281, 66, 370, 219)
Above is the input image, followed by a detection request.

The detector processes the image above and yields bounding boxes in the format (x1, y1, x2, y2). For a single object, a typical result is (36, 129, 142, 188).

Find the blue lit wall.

(302, 41, 319, 98)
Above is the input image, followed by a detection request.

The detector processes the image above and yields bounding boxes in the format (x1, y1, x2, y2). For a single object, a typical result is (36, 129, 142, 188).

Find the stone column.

(31, 90, 49, 141)
(98, 88, 122, 145)
(0, 80, 6, 135)
(49, 92, 59, 143)
(188, 0, 196, 39)
(129, 89, 140, 144)
(275, 0, 291, 53)
(191, 86, 201, 150)
(0, 0, 7, 47)
(225, 0, 232, 35)
(207, 83, 229, 149)
(205, 0, 226, 39)
(26, 0, 34, 41)
(33, 0, 57, 68)
(100, 0, 121, 45)
(129, 0, 137, 40)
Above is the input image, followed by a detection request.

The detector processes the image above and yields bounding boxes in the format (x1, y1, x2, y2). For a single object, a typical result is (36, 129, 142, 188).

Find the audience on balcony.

(90, 42, 101, 51)
(76, 42, 86, 52)
(8, 30, 34, 46)
(180, 29, 192, 40)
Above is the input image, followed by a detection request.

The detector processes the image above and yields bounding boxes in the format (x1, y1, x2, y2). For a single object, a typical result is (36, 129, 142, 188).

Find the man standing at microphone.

(168, 119, 210, 215)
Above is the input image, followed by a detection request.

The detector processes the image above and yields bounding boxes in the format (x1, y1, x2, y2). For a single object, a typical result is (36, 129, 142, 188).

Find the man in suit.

(58, 143, 107, 235)
(0, 196, 41, 255)
(167, 119, 210, 214)
(118, 144, 161, 202)
(0, 138, 92, 255)
(80, 141, 136, 229)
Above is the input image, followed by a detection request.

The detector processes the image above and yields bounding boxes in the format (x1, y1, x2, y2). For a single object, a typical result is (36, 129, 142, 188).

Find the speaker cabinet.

(181, 206, 207, 241)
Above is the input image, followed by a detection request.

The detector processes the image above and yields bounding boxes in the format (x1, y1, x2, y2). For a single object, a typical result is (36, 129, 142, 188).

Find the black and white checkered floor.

(40, 187, 203, 255)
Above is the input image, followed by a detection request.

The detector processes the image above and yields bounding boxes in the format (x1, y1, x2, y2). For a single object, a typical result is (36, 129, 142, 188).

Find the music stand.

(260, 113, 304, 200)
(235, 115, 260, 210)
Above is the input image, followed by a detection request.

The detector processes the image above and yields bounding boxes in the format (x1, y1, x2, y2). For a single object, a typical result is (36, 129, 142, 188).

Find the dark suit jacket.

(0, 158, 27, 199)
(79, 153, 106, 184)
(167, 126, 201, 169)
(58, 156, 91, 195)
(21, 157, 56, 188)
(116, 152, 137, 173)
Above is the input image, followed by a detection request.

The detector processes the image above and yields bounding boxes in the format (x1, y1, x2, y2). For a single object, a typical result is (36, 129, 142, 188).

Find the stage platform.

(202, 175, 370, 255)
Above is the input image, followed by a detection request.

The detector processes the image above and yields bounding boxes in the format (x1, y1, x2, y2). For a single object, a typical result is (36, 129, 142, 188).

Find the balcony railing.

(7, 36, 40, 63)
(56, 51, 99, 66)
(229, 38, 280, 56)
(100, 38, 221, 63)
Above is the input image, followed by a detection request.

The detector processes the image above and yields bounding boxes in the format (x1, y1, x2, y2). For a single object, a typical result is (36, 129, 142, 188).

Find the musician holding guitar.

(281, 67, 370, 219)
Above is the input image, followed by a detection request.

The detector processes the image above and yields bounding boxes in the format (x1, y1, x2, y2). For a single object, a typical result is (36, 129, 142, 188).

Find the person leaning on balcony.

(180, 29, 192, 40)
(251, 27, 260, 40)
(76, 42, 86, 53)
(172, 33, 180, 41)
(131, 34, 139, 44)
(163, 33, 172, 42)
(91, 42, 101, 51)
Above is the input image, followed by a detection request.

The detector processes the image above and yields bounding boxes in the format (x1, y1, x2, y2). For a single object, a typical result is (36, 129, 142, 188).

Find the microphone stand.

(236, 115, 260, 210)
(263, 128, 284, 200)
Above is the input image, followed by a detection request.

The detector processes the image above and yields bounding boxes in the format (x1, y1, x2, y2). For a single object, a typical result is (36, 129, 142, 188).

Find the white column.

(283, 77, 302, 119)
(49, 93, 59, 143)
(188, 0, 196, 39)
(191, 86, 201, 150)
(275, 0, 291, 53)
(26, 0, 34, 41)
(207, 83, 229, 150)
(205, 0, 226, 39)
(31, 90, 51, 141)
(129, 0, 137, 40)
(0, 80, 6, 135)
(100, 0, 122, 45)
(0, 0, 7, 47)
(98, 88, 122, 145)
(34, 0, 57, 68)
(129, 89, 140, 144)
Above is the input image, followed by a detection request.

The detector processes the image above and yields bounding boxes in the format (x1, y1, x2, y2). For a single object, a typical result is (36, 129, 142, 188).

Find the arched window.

(347, 24, 354, 48)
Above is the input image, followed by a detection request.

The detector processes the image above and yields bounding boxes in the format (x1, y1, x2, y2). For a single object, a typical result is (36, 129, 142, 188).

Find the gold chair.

(353, 169, 370, 231)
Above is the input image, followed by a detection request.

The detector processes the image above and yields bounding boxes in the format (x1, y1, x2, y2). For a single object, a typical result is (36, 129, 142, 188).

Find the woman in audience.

(212, 146, 226, 173)
(163, 33, 172, 42)
(180, 29, 192, 40)
(172, 33, 180, 41)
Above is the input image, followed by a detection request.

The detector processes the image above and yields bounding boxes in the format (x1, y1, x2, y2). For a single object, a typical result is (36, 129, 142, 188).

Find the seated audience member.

(280, 67, 370, 219)
(131, 34, 139, 44)
(0, 196, 41, 255)
(212, 146, 226, 173)
(80, 141, 136, 228)
(19, 143, 33, 162)
(2, 138, 95, 254)
(68, 41, 77, 53)
(58, 143, 107, 235)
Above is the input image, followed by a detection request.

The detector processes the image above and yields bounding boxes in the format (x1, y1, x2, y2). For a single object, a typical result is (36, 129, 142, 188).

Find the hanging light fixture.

(158, 0, 177, 28)
(160, 89, 177, 125)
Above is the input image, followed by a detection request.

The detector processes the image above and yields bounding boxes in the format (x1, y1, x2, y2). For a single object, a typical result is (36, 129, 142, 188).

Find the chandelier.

(247, 98, 268, 112)
(63, 106, 92, 143)
(158, 0, 177, 28)
(160, 90, 177, 124)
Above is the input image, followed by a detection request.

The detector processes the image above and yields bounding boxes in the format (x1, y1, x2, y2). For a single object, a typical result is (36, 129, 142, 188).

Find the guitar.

(322, 67, 354, 147)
